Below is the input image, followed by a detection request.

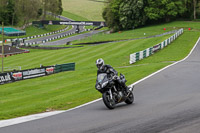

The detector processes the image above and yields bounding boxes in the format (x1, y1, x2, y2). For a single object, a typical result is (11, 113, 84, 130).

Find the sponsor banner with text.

(0, 73, 12, 84)
(22, 68, 46, 79)
(0, 62, 75, 85)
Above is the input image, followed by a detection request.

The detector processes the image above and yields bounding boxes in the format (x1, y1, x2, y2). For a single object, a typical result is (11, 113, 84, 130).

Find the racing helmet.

(96, 58, 104, 70)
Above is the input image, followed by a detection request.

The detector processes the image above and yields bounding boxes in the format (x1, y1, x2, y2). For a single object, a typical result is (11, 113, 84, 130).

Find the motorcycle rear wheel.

(125, 91, 134, 104)
(102, 92, 116, 109)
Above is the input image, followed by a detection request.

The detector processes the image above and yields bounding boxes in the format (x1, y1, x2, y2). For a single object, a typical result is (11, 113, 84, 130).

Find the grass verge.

(62, 11, 89, 21)
(0, 25, 68, 40)
(0, 21, 199, 120)
(71, 21, 200, 44)
(62, 0, 105, 21)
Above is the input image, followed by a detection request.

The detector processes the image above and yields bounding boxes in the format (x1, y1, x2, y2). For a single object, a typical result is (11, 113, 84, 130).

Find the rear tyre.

(125, 91, 134, 104)
(102, 92, 115, 109)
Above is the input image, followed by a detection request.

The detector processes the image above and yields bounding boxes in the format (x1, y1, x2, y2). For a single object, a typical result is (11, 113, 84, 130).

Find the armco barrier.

(0, 62, 75, 85)
(130, 28, 183, 64)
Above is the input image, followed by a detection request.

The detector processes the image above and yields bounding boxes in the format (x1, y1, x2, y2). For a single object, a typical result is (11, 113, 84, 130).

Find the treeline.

(103, 0, 200, 32)
(0, 0, 63, 26)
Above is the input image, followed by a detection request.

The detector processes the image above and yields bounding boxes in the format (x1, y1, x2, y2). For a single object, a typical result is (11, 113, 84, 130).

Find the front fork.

(108, 89, 113, 100)
(109, 86, 118, 100)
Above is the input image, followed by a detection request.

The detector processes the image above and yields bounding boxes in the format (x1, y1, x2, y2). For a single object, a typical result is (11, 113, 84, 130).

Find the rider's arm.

(106, 65, 118, 76)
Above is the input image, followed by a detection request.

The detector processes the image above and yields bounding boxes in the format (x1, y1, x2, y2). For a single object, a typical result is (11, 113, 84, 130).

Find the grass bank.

(62, 11, 89, 21)
(62, 0, 105, 21)
(0, 25, 67, 40)
(71, 21, 200, 44)
(0, 21, 199, 120)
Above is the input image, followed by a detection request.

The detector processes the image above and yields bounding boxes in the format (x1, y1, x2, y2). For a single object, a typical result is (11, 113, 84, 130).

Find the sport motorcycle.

(95, 73, 134, 109)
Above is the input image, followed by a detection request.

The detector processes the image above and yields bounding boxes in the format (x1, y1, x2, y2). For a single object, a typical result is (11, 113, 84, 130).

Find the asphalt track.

(1, 38, 200, 133)
(25, 15, 102, 45)
(25, 15, 76, 44)
(41, 30, 103, 45)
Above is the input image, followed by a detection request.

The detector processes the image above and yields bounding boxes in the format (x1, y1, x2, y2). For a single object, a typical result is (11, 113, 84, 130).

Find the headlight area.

(102, 81, 108, 88)
(96, 84, 101, 90)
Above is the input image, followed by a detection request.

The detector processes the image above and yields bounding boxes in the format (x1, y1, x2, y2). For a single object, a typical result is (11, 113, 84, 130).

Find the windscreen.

(97, 73, 107, 83)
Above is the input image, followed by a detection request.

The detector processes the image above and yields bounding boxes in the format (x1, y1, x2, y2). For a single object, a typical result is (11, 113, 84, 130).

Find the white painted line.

(65, 98, 102, 112)
(0, 111, 65, 128)
(130, 37, 200, 87)
(0, 37, 199, 128)
(0, 99, 102, 128)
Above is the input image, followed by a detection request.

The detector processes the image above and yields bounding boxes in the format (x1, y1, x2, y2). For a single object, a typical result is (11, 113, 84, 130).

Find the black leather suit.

(97, 65, 127, 91)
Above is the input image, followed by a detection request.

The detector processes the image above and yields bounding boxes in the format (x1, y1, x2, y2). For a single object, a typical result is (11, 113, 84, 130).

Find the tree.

(193, 0, 197, 19)
(15, 0, 41, 26)
(42, 0, 48, 20)
(57, 0, 63, 15)
(144, 0, 186, 22)
(119, 0, 146, 30)
(103, 0, 147, 31)
(103, 0, 122, 31)
(0, 0, 16, 25)
(42, 0, 63, 20)
(0, 0, 63, 26)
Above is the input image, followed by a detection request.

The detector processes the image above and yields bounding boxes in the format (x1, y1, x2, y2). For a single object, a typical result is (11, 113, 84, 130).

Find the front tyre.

(102, 92, 115, 109)
(125, 91, 134, 104)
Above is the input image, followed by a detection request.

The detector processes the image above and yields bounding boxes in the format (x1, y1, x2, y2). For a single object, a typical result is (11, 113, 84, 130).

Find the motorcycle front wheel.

(125, 91, 134, 104)
(102, 92, 116, 109)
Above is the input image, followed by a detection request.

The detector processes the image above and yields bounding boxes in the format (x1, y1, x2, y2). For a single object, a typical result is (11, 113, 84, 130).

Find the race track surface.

(41, 30, 103, 45)
(25, 15, 77, 44)
(1, 38, 200, 133)
(25, 15, 103, 45)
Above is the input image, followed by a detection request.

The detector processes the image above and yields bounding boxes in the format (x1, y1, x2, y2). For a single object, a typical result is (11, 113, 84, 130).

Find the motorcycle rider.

(96, 58, 129, 94)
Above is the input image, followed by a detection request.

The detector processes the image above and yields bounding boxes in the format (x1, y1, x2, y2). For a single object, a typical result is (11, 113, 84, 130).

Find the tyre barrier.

(130, 28, 184, 64)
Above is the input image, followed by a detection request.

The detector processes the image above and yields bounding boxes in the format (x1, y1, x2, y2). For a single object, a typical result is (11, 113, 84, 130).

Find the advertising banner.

(153, 44, 161, 53)
(45, 67, 55, 75)
(11, 72, 23, 81)
(0, 62, 75, 85)
(33, 20, 107, 27)
(0, 73, 12, 84)
(22, 68, 46, 79)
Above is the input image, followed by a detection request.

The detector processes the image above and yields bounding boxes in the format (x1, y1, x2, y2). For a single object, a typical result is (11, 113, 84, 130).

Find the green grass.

(72, 21, 200, 44)
(25, 25, 67, 37)
(0, 21, 199, 120)
(31, 44, 82, 48)
(0, 25, 68, 40)
(62, 0, 105, 21)
(0, 13, 69, 40)
(62, 11, 89, 21)
(40, 28, 90, 44)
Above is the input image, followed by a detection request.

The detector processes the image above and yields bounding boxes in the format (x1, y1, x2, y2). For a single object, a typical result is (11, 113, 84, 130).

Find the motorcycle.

(95, 73, 134, 109)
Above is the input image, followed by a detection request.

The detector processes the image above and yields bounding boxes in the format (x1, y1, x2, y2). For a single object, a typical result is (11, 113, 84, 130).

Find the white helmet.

(96, 58, 104, 70)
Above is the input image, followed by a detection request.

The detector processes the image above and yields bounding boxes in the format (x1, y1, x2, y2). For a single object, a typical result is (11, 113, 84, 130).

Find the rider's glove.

(113, 75, 118, 80)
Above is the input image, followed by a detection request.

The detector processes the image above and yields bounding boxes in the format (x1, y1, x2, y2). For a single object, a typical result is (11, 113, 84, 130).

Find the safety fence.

(1, 27, 92, 45)
(129, 29, 184, 64)
(0, 62, 75, 85)
(25, 27, 69, 40)
(23, 27, 91, 46)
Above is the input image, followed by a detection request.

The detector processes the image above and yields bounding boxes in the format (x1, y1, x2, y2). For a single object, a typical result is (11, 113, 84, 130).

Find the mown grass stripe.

(0, 22, 200, 120)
